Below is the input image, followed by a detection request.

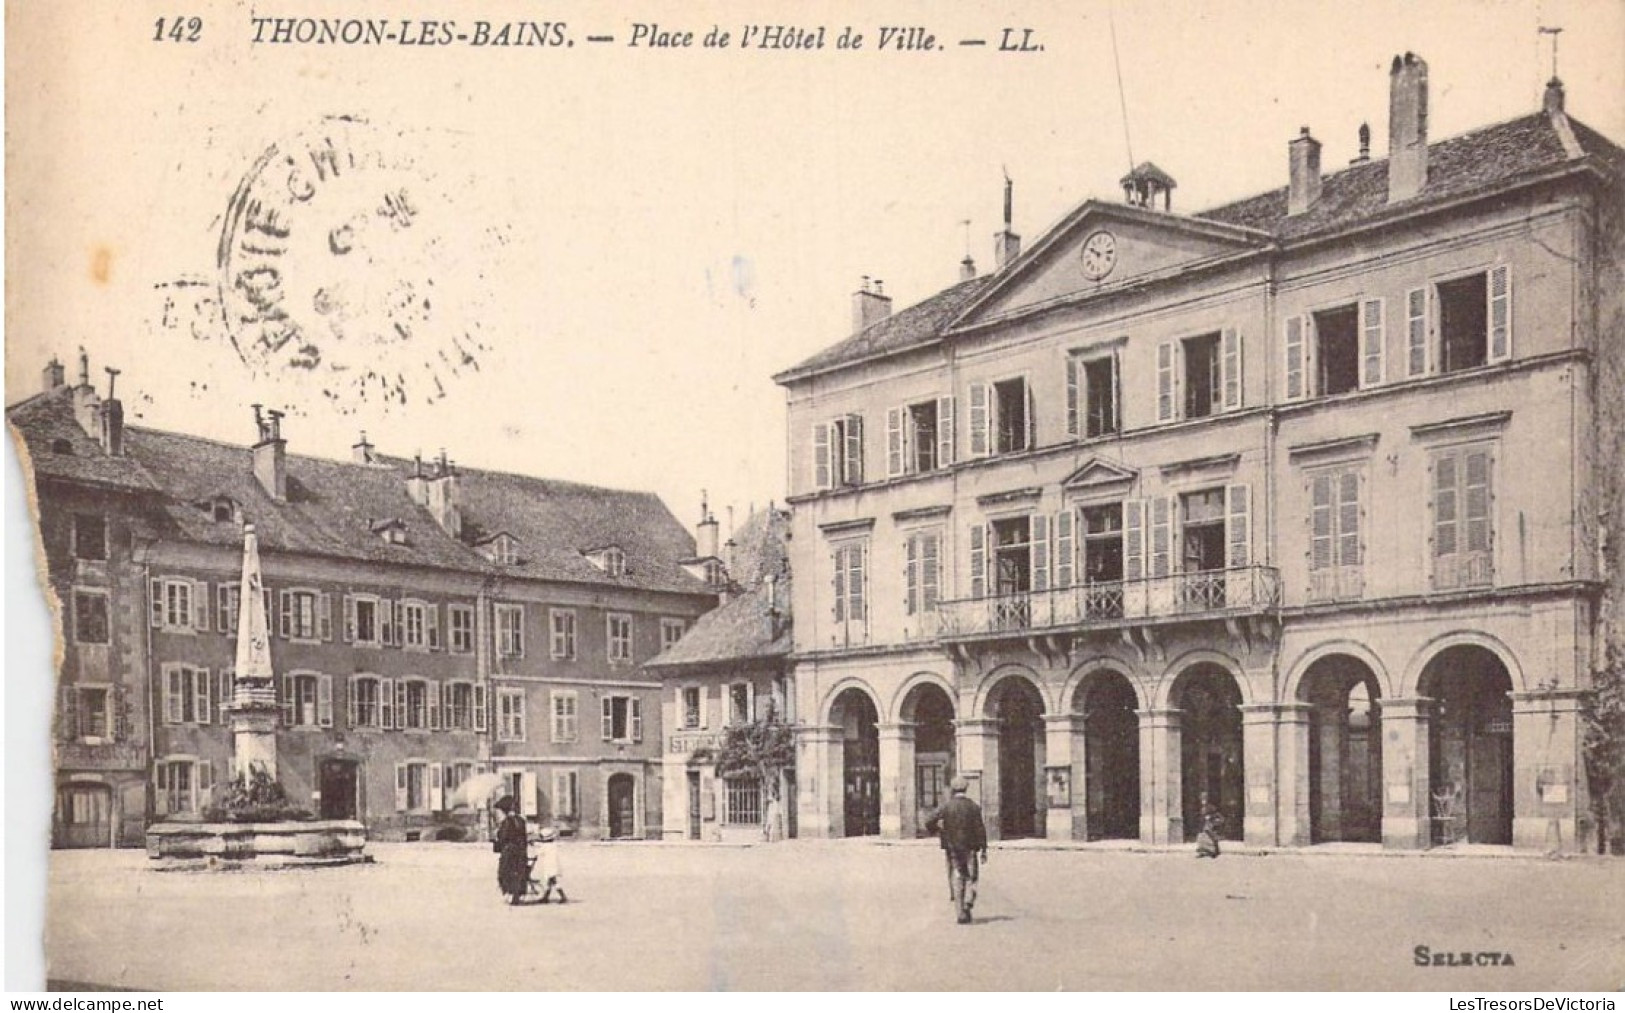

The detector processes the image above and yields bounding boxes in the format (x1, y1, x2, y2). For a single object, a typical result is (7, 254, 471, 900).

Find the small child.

(1195, 794, 1223, 859)
(536, 825, 567, 903)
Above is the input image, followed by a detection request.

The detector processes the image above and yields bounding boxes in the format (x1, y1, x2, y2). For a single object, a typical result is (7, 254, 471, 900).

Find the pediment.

(954, 201, 1269, 327)
(1061, 457, 1139, 491)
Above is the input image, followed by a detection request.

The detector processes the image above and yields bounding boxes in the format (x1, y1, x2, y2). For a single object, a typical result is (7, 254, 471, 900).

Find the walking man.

(925, 776, 988, 925)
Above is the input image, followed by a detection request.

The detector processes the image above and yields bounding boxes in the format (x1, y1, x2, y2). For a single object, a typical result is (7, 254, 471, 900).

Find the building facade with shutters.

(774, 57, 1625, 852)
(10, 365, 718, 846)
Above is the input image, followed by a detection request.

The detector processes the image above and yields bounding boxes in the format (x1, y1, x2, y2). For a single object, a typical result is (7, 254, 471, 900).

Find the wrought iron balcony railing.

(937, 565, 1282, 640)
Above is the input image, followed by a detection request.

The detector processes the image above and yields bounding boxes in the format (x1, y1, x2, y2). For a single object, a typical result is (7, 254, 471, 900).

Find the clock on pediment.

(1080, 230, 1117, 281)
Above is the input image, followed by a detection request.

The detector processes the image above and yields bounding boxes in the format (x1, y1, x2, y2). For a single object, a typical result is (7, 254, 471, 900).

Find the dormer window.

(493, 536, 517, 565)
(371, 518, 409, 546)
(705, 560, 727, 588)
(211, 499, 236, 524)
(50, 438, 73, 455)
(585, 546, 626, 577)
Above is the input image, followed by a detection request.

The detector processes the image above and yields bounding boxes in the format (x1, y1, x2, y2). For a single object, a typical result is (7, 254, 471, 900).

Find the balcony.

(937, 566, 1282, 641)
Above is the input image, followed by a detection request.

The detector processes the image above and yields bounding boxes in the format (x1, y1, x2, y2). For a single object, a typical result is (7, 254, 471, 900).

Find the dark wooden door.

(686, 771, 702, 840)
(608, 774, 636, 839)
(319, 759, 359, 820)
(57, 785, 112, 848)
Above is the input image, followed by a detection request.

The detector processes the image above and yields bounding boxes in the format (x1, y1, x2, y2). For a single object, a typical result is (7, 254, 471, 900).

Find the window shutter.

(427, 604, 441, 650)
(1220, 328, 1242, 410)
(395, 764, 408, 812)
(164, 667, 181, 724)
(473, 684, 487, 732)
(700, 687, 710, 729)
(343, 595, 356, 643)
(844, 413, 864, 485)
(197, 761, 213, 809)
(191, 668, 209, 724)
(831, 547, 847, 623)
(280, 674, 294, 726)
(380, 677, 395, 729)
(1226, 485, 1251, 569)
(1465, 448, 1493, 555)
(317, 593, 332, 641)
(904, 534, 919, 615)
(969, 523, 986, 598)
(1360, 298, 1385, 387)
(936, 396, 955, 466)
(1338, 471, 1364, 597)
(150, 578, 164, 627)
(1488, 265, 1511, 363)
(886, 406, 905, 478)
(1150, 498, 1172, 578)
(112, 684, 129, 741)
(1024, 381, 1037, 450)
(968, 382, 989, 457)
(347, 676, 359, 729)
(602, 696, 614, 741)
(277, 590, 291, 639)
(430, 763, 444, 812)
(59, 685, 78, 741)
(1031, 514, 1051, 592)
(813, 422, 831, 490)
(154, 762, 170, 816)
(849, 543, 867, 622)
(1310, 474, 1335, 574)
(1055, 510, 1075, 588)
(217, 584, 232, 632)
(1285, 316, 1305, 400)
(393, 601, 406, 647)
(380, 599, 394, 646)
(1124, 500, 1145, 580)
(1406, 287, 1428, 377)
(191, 581, 209, 632)
(520, 772, 539, 817)
(428, 680, 442, 730)
(1156, 341, 1177, 421)
(922, 533, 940, 610)
(632, 697, 644, 743)
(1111, 351, 1123, 433)
(1065, 354, 1080, 437)
(394, 679, 409, 730)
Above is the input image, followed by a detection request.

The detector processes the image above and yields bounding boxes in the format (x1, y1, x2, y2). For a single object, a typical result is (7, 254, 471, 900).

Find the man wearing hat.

(925, 775, 988, 924)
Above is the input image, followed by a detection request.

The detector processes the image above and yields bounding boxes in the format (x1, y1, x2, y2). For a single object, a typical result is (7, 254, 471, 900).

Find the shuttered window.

(1308, 470, 1363, 601)
(1431, 446, 1494, 590)
(832, 543, 868, 624)
(904, 531, 942, 616)
(1285, 316, 1306, 400)
(1360, 299, 1385, 387)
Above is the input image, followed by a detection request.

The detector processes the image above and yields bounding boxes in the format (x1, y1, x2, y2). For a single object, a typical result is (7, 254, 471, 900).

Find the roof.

(776, 107, 1621, 383)
(8, 386, 714, 596)
(645, 507, 792, 670)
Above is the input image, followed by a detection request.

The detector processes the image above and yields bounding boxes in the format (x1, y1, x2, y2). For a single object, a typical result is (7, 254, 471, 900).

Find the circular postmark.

(216, 116, 499, 410)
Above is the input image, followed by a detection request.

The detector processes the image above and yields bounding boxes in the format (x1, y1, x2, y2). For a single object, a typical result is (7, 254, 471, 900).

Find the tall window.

(497, 688, 526, 742)
(729, 682, 752, 724)
(992, 518, 1034, 594)
(724, 777, 762, 826)
(353, 676, 383, 727)
(550, 609, 577, 659)
(403, 679, 430, 729)
(551, 690, 578, 743)
(994, 378, 1033, 453)
(1182, 333, 1221, 420)
(72, 514, 107, 561)
(1081, 505, 1125, 583)
(445, 681, 474, 730)
(1431, 446, 1494, 590)
(1180, 489, 1228, 573)
(163, 665, 210, 724)
(157, 578, 195, 631)
(607, 613, 633, 664)
(279, 589, 329, 641)
(70, 686, 113, 740)
(285, 673, 323, 727)
(1309, 469, 1364, 602)
(600, 694, 643, 743)
(448, 605, 474, 654)
(1067, 353, 1120, 439)
(74, 590, 110, 644)
(495, 604, 525, 658)
(1406, 267, 1511, 378)
(1159, 330, 1241, 420)
(904, 531, 941, 616)
(552, 770, 580, 819)
(351, 597, 380, 646)
(682, 686, 702, 729)
(402, 602, 427, 649)
(155, 758, 211, 816)
(1313, 305, 1360, 397)
(831, 542, 868, 630)
(1288, 304, 1383, 399)
(660, 618, 687, 653)
(886, 398, 954, 477)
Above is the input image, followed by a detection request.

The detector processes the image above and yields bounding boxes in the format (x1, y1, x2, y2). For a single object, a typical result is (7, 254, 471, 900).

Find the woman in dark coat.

(493, 796, 530, 904)
(1195, 792, 1223, 859)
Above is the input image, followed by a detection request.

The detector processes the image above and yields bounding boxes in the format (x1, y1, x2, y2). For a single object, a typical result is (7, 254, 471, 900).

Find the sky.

(5, 0, 1623, 535)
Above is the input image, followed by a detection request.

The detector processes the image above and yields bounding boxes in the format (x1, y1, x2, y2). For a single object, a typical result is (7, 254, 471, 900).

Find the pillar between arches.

(877, 722, 916, 840)
(795, 724, 841, 840)
(1273, 703, 1314, 847)
(1377, 698, 1433, 850)
(1137, 709, 1182, 845)
(1239, 703, 1284, 847)
(955, 718, 997, 838)
(1509, 689, 1587, 854)
(1043, 713, 1087, 841)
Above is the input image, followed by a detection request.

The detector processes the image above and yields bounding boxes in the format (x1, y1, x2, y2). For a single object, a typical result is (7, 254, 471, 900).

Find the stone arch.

(825, 682, 882, 838)
(1068, 662, 1142, 841)
(1293, 650, 1387, 845)
(1401, 631, 1527, 698)
(971, 663, 1048, 718)
(1063, 657, 1150, 714)
(1151, 648, 1251, 710)
(1283, 640, 1395, 703)
(890, 671, 957, 723)
(819, 677, 884, 727)
(981, 669, 1048, 840)
(1412, 640, 1518, 846)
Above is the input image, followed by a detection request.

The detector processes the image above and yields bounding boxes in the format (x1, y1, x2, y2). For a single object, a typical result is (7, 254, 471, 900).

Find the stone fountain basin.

(146, 819, 368, 867)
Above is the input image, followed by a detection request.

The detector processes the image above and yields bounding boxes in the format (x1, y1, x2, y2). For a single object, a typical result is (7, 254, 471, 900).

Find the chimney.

(1288, 127, 1323, 216)
(69, 349, 102, 439)
(851, 276, 892, 333)
(696, 493, 720, 558)
(416, 449, 462, 539)
(1543, 77, 1566, 116)
(1387, 52, 1429, 203)
(251, 405, 287, 501)
(994, 173, 1021, 268)
(98, 367, 124, 456)
(41, 357, 65, 393)
(959, 255, 977, 282)
(1350, 122, 1372, 165)
(352, 431, 376, 465)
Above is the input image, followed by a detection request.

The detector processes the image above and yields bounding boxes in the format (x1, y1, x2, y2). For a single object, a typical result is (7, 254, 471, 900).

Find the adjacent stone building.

(774, 57, 1625, 851)
(11, 361, 718, 845)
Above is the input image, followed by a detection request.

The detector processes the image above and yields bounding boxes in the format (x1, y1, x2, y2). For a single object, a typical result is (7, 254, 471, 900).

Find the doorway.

(318, 758, 360, 820)
(993, 677, 1045, 839)
(607, 773, 637, 839)
(686, 770, 702, 840)
(1173, 664, 1244, 841)
(56, 784, 113, 848)
(1078, 672, 1140, 840)
(1420, 646, 1514, 845)
(831, 687, 881, 837)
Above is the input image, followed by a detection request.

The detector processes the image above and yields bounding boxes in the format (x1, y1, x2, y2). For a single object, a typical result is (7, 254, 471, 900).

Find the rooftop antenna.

(1538, 25, 1563, 80)
(1107, 0, 1136, 174)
